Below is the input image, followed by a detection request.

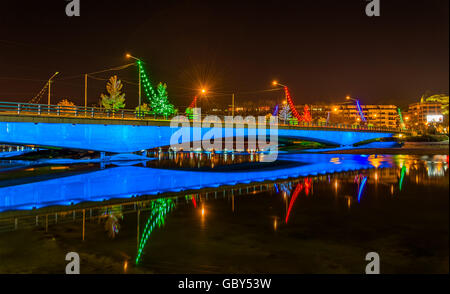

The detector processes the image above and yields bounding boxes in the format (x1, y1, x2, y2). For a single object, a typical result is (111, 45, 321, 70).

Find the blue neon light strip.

(356, 100, 366, 122)
(357, 176, 368, 202)
(272, 104, 279, 116)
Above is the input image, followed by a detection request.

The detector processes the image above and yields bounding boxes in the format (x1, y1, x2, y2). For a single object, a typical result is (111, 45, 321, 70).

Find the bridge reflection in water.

(0, 153, 447, 272)
(0, 154, 394, 212)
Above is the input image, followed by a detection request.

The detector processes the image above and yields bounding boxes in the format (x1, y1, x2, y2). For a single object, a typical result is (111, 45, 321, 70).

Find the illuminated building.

(320, 104, 400, 128)
(406, 101, 443, 126)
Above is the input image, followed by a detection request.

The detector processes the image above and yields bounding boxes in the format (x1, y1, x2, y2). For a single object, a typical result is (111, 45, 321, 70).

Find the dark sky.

(0, 0, 448, 109)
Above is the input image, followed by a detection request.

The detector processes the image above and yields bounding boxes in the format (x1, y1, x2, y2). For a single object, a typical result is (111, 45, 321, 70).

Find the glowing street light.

(126, 53, 142, 116)
(272, 80, 287, 88)
(195, 88, 208, 109)
(346, 95, 366, 124)
(272, 81, 289, 116)
(47, 71, 59, 107)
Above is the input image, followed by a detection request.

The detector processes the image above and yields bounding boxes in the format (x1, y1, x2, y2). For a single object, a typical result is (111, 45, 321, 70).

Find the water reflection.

(136, 198, 175, 264)
(0, 152, 448, 273)
(0, 154, 448, 213)
(0, 154, 391, 212)
(129, 157, 447, 270)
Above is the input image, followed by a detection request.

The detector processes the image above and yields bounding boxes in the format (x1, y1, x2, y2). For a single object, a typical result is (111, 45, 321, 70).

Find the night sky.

(0, 0, 448, 109)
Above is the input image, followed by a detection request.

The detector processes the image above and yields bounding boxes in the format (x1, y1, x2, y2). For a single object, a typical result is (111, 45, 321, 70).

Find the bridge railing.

(0, 101, 407, 133)
(0, 101, 173, 121)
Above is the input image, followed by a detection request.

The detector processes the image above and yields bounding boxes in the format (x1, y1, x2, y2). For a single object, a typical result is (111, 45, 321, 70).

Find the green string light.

(135, 60, 175, 117)
(135, 198, 175, 264)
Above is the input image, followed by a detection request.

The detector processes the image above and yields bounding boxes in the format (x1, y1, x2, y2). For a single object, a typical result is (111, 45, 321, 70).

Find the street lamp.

(196, 88, 207, 108)
(272, 80, 288, 104)
(202, 89, 237, 116)
(345, 95, 366, 124)
(47, 71, 59, 107)
(126, 53, 142, 116)
(272, 81, 287, 88)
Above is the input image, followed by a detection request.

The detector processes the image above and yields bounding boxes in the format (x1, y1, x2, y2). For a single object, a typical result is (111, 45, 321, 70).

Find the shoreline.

(319, 147, 449, 155)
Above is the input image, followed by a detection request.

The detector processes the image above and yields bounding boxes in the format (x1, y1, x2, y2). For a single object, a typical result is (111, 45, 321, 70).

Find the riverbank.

(321, 142, 449, 155)
(322, 148, 448, 155)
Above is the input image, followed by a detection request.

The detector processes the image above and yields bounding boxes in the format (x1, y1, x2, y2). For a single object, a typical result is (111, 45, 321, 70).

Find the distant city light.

(426, 114, 443, 123)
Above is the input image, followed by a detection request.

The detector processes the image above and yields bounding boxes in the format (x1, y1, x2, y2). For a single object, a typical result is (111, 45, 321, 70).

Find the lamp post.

(47, 72, 59, 107)
(202, 89, 236, 116)
(272, 81, 287, 88)
(272, 80, 293, 124)
(231, 93, 235, 117)
(199, 88, 207, 108)
(272, 80, 287, 114)
(126, 54, 142, 117)
(346, 95, 366, 124)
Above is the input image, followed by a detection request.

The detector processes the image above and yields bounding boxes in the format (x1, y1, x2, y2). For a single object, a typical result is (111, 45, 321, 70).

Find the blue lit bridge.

(0, 101, 406, 152)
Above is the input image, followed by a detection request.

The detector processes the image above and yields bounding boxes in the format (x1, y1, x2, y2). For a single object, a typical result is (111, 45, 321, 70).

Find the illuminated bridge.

(0, 101, 405, 152)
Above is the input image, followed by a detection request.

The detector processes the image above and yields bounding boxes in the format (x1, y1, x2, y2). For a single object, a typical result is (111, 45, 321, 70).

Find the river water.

(0, 152, 448, 273)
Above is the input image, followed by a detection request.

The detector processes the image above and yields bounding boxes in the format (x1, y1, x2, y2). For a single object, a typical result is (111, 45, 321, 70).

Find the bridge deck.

(0, 113, 406, 134)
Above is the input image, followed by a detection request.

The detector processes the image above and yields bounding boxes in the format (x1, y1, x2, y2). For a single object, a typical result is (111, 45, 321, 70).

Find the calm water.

(0, 152, 448, 273)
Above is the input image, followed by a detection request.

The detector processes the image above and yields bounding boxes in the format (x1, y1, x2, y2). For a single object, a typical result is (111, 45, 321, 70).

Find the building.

(326, 104, 400, 128)
(290, 104, 399, 128)
(406, 101, 443, 127)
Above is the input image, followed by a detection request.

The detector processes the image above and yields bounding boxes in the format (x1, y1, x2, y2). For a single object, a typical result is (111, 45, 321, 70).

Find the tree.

(150, 82, 175, 116)
(135, 103, 151, 117)
(57, 99, 76, 115)
(279, 103, 292, 122)
(301, 105, 312, 122)
(425, 94, 449, 115)
(100, 76, 126, 113)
